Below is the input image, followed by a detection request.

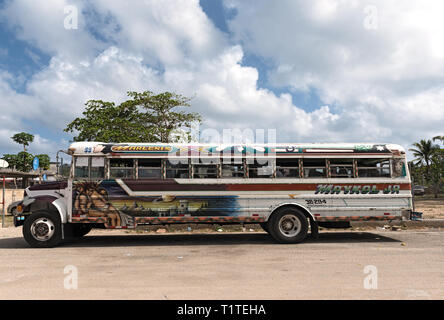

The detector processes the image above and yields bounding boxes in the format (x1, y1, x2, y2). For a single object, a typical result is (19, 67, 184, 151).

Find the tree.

(409, 139, 439, 181)
(64, 100, 152, 142)
(15, 152, 34, 172)
(11, 132, 35, 173)
(11, 132, 34, 152)
(2, 133, 51, 174)
(64, 91, 201, 143)
(126, 91, 201, 142)
(429, 149, 444, 198)
(1, 154, 18, 170)
(36, 154, 50, 170)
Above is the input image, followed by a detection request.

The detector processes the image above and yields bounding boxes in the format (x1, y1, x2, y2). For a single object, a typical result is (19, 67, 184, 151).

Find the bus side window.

(303, 159, 327, 178)
(221, 158, 244, 178)
(90, 157, 105, 179)
(329, 159, 353, 178)
(166, 158, 189, 178)
(276, 159, 299, 178)
(247, 158, 273, 178)
(138, 158, 162, 179)
(357, 158, 391, 177)
(110, 159, 134, 179)
(74, 157, 89, 179)
(192, 158, 219, 178)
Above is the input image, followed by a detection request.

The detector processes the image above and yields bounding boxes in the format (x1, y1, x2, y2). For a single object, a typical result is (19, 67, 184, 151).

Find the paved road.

(0, 228, 443, 299)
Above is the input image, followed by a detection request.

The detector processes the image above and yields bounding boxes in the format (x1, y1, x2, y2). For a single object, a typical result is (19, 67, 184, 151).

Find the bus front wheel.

(268, 207, 309, 243)
(23, 211, 63, 248)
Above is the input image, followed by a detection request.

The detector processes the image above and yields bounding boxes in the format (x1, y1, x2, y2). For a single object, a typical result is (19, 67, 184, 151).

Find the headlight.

(16, 204, 24, 214)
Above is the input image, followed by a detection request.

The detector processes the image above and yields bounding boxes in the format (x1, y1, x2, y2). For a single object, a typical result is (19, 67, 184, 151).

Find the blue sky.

(0, 0, 444, 162)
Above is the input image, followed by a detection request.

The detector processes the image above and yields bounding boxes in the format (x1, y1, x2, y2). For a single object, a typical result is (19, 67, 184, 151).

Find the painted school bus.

(10, 142, 413, 247)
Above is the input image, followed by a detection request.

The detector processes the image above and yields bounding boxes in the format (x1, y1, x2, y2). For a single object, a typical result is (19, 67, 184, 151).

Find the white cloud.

(225, 0, 444, 146)
(90, 0, 229, 66)
(0, 0, 443, 161)
(0, 0, 102, 61)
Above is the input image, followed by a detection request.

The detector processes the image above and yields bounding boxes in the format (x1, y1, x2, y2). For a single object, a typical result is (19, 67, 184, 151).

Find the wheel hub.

(35, 223, 49, 236)
(282, 219, 294, 231)
(31, 218, 55, 241)
(278, 214, 301, 237)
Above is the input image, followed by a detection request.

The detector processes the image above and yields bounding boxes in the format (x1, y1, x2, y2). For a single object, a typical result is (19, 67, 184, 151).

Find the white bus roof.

(68, 142, 406, 156)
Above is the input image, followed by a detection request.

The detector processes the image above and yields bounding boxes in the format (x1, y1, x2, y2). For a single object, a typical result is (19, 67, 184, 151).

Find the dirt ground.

(0, 226, 443, 300)
(414, 196, 444, 219)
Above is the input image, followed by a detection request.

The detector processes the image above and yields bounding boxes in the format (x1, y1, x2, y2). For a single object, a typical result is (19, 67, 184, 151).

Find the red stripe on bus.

(226, 183, 411, 191)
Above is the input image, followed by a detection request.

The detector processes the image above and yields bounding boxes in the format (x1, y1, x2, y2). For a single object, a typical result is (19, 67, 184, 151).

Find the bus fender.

(267, 202, 316, 222)
(51, 198, 68, 224)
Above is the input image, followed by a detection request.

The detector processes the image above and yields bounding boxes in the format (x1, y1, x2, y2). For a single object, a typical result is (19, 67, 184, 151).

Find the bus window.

(330, 159, 353, 178)
(74, 157, 89, 178)
(90, 157, 105, 179)
(110, 159, 134, 179)
(248, 159, 273, 178)
(357, 158, 391, 177)
(193, 159, 218, 178)
(166, 159, 189, 178)
(303, 159, 326, 178)
(221, 158, 244, 178)
(276, 159, 299, 178)
(138, 158, 162, 179)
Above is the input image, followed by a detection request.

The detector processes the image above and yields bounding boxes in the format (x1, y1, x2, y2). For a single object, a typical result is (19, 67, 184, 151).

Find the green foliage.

(428, 149, 444, 197)
(410, 136, 444, 198)
(64, 91, 202, 143)
(409, 139, 439, 180)
(11, 132, 34, 151)
(36, 154, 50, 170)
(1, 133, 51, 173)
(15, 152, 35, 172)
(126, 91, 201, 142)
(1, 154, 17, 169)
(64, 100, 151, 142)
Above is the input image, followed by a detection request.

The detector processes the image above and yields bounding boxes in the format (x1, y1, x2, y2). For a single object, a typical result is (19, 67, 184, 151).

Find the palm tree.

(433, 135, 444, 144)
(409, 139, 438, 180)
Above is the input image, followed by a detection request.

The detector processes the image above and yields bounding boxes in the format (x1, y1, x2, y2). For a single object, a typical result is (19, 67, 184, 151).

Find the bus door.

(71, 156, 120, 227)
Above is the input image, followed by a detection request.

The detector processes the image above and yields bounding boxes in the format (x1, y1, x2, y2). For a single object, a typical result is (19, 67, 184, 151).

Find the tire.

(65, 224, 92, 238)
(260, 222, 270, 234)
(268, 207, 309, 243)
(23, 211, 63, 248)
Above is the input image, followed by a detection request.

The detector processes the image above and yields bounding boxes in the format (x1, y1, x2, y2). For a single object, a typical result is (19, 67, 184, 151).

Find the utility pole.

(2, 175, 5, 228)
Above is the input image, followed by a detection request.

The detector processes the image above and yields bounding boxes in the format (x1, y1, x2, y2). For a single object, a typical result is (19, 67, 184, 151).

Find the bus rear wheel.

(23, 211, 62, 248)
(268, 207, 309, 243)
